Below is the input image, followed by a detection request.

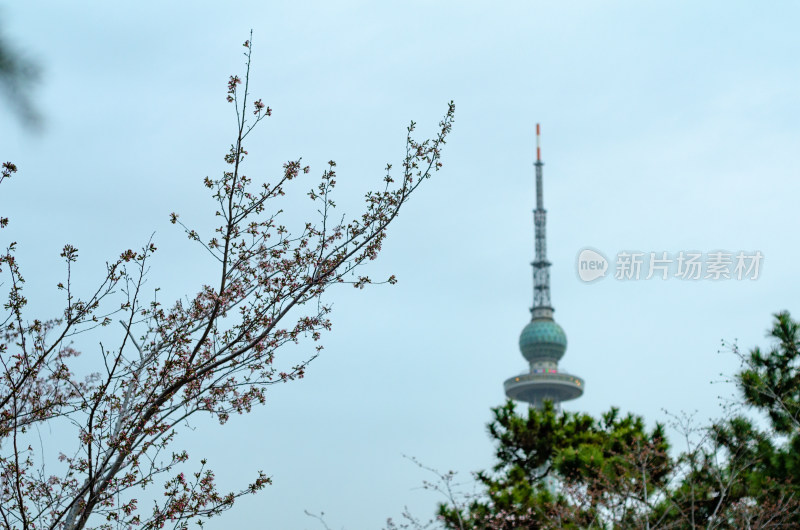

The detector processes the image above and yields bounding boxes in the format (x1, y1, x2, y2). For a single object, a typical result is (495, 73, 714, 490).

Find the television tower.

(503, 124, 584, 410)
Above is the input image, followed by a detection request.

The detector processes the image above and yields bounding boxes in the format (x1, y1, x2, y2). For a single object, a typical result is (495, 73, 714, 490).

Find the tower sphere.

(519, 318, 567, 363)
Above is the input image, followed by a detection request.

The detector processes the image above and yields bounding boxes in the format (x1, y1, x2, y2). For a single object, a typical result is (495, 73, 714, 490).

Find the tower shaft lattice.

(532, 124, 552, 317)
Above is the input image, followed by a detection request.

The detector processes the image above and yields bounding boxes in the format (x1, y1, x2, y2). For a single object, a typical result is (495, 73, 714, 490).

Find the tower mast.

(532, 123, 552, 318)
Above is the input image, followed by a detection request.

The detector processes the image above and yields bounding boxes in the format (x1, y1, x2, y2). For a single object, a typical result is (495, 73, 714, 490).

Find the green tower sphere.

(519, 319, 567, 363)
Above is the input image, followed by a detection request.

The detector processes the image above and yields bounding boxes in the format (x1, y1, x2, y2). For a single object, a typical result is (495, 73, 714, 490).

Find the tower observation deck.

(503, 124, 584, 410)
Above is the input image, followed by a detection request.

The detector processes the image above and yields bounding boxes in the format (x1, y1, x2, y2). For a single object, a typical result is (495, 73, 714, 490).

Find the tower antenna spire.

(532, 123, 551, 318)
(536, 122, 541, 162)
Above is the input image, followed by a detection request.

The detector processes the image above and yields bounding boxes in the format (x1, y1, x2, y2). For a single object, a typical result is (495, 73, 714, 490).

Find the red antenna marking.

(536, 123, 541, 162)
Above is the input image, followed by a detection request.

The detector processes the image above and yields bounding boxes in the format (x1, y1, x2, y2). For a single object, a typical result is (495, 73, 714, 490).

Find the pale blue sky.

(2, 1, 800, 528)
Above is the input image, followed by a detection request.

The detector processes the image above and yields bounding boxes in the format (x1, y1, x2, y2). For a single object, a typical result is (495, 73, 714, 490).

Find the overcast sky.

(2, 1, 800, 528)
